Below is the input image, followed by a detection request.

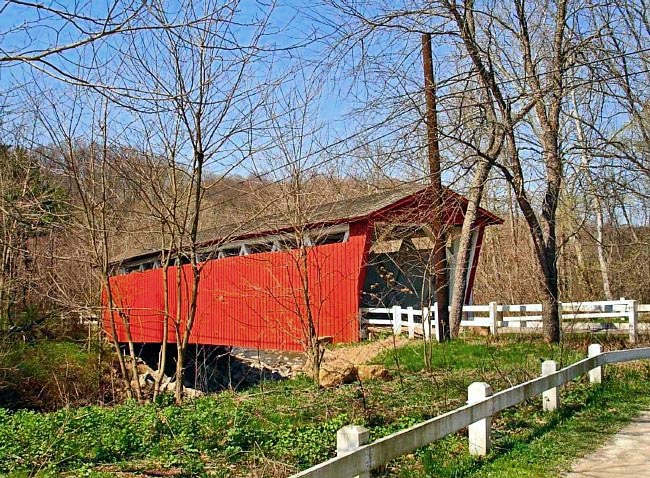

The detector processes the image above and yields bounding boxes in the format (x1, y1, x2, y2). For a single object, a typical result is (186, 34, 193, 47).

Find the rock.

(137, 366, 156, 388)
(318, 365, 358, 387)
(317, 364, 392, 387)
(136, 361, 155, 376)
(357, 365, 392, 382)
(124, 358, 158, 389)
(317, 336, 333, 345)
(183, 387, 204, 399)
(159, 381, 203, 398)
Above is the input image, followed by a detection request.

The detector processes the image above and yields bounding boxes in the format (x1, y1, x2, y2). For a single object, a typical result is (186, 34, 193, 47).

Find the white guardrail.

(361, 299, 648, 343)
(290, 345, 650, 478)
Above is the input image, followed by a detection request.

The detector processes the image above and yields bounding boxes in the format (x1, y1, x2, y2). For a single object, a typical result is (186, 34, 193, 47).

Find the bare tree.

(0, 145, 66, 329)
(30, 86, 144, 400)
(246, 70, 333, 384)
(111, 147, 184, 399)
(323, 0, 627, 342)
(116, 0, 281, 402)
(422, 33, 451, 340)
(0, 0, 201, 89)
(439, 0, 572, 342)
(567, 92, 613, 300)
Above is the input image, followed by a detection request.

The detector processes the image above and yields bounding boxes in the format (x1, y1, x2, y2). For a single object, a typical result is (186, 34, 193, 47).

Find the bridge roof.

(110, 183, 502, 265)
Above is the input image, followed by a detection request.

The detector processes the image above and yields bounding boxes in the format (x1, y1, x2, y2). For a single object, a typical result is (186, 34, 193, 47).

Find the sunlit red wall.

(105, 222, 371, 351)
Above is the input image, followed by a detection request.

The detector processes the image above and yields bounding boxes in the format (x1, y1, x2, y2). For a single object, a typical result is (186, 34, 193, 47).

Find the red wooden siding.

(106, 223, 370, 351)
(108, 268, 166, 343)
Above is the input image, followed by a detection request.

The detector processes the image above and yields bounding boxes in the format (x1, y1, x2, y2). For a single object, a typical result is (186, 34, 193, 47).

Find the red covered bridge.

(105, 184, 501, 351)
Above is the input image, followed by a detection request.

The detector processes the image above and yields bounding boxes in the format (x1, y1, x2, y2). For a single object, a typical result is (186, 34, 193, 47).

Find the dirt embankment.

(232, 336, 409, 387)
(320, 336, 409, 369)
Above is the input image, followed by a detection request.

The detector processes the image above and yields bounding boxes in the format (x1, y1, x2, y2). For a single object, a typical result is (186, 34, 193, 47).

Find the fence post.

(588, 343, 603, 384)
(521, 303, 530, 329)
(489, 302, 499, 335)
(467, 382, 493, 456)
(407, 306, 415, 339)
(392, 305, 401, 335)
(423, 307, 431, 339)
(628, 300, 638, 344)
(336, 425, 370, 478)
(541, 360, 559, 412)
(433, 302, 441, 342)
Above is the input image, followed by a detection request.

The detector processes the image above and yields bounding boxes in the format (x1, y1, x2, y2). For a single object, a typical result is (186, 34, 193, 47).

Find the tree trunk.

(174, 339, 186, 403)
(422, 33, 450, 340)
(174, 145, 205, 404)
(449, 159, 491, 337)
(172, 253, 184, 402)
(175, 263, 201, 404)
(102, 275, 133, 399)
(571, 92, 612, 300)
(299, 245, 323, 387)
(540, 243, 561, 343)
(594, 203, 612, 299)
(153, 258, 170, 398)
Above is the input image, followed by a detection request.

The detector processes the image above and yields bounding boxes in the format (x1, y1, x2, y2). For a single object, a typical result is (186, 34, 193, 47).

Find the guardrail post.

(628, 300, 638, 344)
(588, 343, 603, 383)
(467, 382, 493, 456)
(336, 425, 370, 478)
(489, 302, 499, 335)
(541, 360, 559, 412)
(407, 306, 415, 339)
(392, 305, 401, 335)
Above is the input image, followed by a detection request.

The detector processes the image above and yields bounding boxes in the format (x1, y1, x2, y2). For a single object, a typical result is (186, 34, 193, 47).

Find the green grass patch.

(374, 335, 583, 373)
(0, 335, 647, 477)
(412, 366, 650, 478)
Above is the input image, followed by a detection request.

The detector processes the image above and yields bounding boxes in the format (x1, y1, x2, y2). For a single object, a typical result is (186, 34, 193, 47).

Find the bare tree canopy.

(316, 0, 650, 342)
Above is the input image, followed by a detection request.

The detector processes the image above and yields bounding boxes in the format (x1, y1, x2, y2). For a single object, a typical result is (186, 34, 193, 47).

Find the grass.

(410, 366, 650, 478)
(0, 334, 648, 477)
(372, 335, 650, 478)
(373, 334, 584, 372)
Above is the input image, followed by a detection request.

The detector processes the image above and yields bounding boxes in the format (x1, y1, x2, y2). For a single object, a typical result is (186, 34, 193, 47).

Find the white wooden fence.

(290, 344, 650, 478)
(361, 298, 649, 343)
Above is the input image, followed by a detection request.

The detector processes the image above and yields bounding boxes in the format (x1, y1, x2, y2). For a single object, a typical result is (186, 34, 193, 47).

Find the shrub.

(0, 340, 106, 410)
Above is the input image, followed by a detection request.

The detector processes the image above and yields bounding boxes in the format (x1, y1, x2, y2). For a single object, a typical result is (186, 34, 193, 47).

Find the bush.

(0, 340, 107, 410)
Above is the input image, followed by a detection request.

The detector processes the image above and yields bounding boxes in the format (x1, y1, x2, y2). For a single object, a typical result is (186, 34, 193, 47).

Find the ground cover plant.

(0, 334, 647, 477)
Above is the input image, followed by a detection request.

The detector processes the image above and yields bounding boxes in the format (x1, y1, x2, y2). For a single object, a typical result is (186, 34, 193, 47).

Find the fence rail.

(361, 298, 648, 343)
(290, 345, 650, 478)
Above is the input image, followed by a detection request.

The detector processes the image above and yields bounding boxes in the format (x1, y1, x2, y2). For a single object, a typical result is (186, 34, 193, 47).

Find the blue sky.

(0, 1, 433, 184)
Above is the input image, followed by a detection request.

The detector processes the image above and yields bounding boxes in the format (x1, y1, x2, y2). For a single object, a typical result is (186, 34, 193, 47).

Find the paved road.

(565, 410, 650, 477)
